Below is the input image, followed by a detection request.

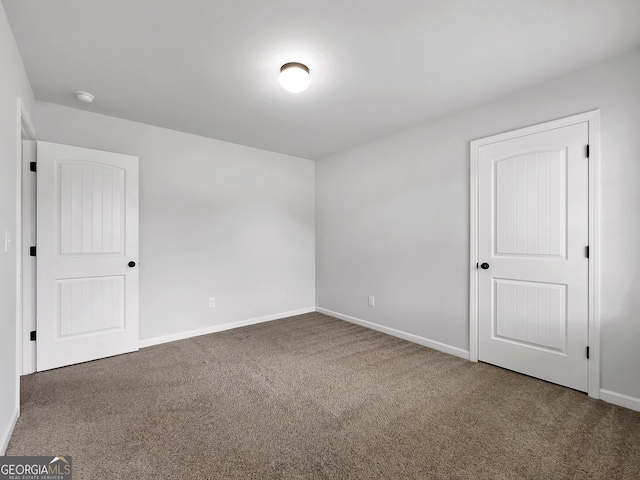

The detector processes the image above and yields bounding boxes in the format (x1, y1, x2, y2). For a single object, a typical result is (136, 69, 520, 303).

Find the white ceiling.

(3, 0, 640, 159)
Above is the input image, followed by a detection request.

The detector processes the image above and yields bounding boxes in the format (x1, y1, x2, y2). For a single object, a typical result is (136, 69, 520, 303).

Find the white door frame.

(469, 110, 600, 399)
(17, 98, 37, 376)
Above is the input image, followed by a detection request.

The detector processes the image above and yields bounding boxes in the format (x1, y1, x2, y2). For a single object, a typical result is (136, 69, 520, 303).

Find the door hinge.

(29, 161, 36, 172)
(476, 262, 479, 269)
(586, 246, 589, 259)
(586, 346, 590, 359)
(30, 331, 36, 341)
(30, 246, 36, 257)
(586, 145, 590, 158)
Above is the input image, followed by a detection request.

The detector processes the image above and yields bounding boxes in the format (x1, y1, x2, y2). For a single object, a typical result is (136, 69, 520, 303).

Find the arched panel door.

(477, 122, 589, 391)
(37, 141, 139, 371)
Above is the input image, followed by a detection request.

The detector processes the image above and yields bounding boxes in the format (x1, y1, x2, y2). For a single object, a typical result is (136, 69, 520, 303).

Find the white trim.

(139, 307, 316, 348)
(469, 132, 479, 362)
(20, 100, 36, 141)
(316, 307, 470, 360)
(600, 389, 640, 413)
(0, 407, 19, 455)
(20, 140, 36, 375)
(15, 100, 22, 429)
(469, 110, 601, 398)
(18, 98, 37, 378)
(586, 112, 601, 399)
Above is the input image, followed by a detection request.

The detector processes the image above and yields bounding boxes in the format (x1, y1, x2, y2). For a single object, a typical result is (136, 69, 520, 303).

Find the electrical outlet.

(368, 295, 375, 307)
(208, 297, 216, 308)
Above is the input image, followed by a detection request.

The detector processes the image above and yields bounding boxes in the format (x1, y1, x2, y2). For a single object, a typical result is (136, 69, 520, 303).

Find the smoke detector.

(74, 91, 95, 104)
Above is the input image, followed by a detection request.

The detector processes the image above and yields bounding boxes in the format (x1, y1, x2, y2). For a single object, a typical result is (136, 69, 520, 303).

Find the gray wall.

(316, 48, 640, 400)
(0, 4, 34, 453)
(35, 102, 316, 342)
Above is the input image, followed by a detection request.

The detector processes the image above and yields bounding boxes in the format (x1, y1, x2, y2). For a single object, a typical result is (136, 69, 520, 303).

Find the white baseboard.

(316, 307, 470, 360)
(600, 389, 640, 412)
(0, 407, 19, 455)
(139, 307, 316, 349)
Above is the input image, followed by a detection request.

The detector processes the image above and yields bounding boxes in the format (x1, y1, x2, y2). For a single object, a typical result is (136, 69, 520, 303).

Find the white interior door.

(36, 141, 139, 371)
(477, 122, 589, 391)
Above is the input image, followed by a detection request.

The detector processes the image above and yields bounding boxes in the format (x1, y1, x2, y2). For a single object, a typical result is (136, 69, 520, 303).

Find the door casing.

(18, 98, 37, 377)
(469, 110, 600, 399)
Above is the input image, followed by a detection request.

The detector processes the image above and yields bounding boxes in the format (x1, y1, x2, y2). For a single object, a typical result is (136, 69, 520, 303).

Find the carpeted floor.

(7, 312, 640, 479)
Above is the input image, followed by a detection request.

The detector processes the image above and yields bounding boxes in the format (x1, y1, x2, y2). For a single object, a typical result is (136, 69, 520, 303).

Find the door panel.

(494, 279, 566, 351)
(495, 150, 566, 257)
(58, 162, 125, 255)
(37, 141, 139, 371)
(58, 276, 125, 336)
(478, 122, 588, 391)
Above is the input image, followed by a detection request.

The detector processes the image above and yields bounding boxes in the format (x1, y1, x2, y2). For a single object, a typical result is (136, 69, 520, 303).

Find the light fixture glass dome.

(279, 62, 310, 93)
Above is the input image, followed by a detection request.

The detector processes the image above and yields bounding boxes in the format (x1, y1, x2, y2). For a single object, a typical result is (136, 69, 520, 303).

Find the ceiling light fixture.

(279, 62, 310, 93)
(74, 91, 95, 104)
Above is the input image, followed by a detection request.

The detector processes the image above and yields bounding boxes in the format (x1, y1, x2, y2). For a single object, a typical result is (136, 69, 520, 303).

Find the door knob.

(128, 261, 136, 268)
(480, 262, 490, 270)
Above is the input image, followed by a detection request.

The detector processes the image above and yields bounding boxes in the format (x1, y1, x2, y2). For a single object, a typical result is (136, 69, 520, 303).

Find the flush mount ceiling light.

(279, 62, 310, 93)
(74, 90, 95, 104)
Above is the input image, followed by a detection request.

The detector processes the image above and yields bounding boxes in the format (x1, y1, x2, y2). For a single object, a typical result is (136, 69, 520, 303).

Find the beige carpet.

(7, 312, 640, 479)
